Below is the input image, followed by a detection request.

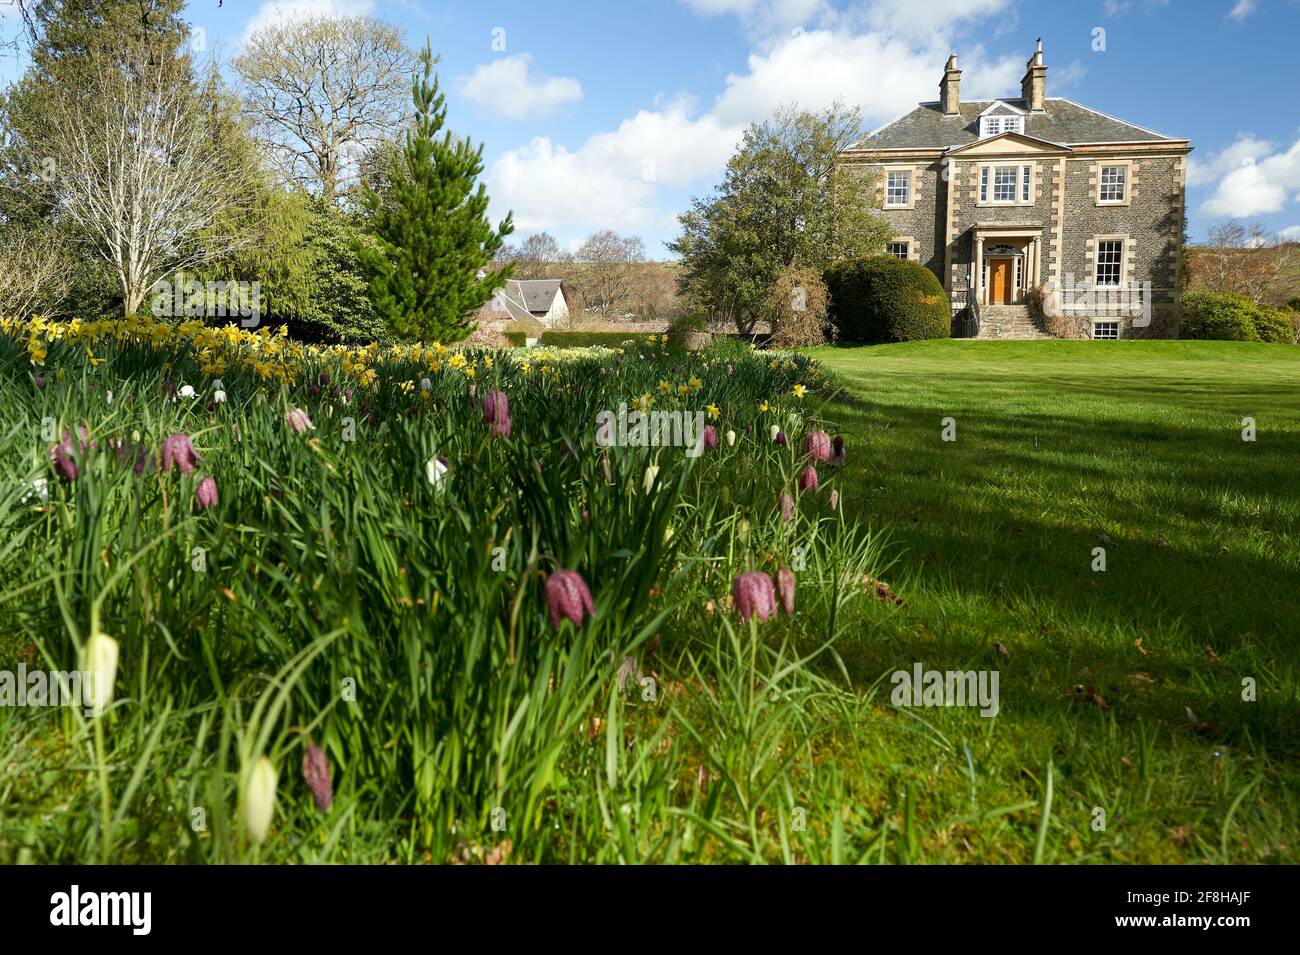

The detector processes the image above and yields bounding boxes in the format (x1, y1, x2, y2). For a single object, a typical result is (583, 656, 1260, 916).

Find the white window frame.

(1097, 162, 1131, 205)
(977, 163, 1034, 207)
(1091, 321, 1120, 340)
(888, 240, 911, 260)
(884, 169, 912, 208)
(1094, 238, 1125, 287)
(980, 115, 1023, 138)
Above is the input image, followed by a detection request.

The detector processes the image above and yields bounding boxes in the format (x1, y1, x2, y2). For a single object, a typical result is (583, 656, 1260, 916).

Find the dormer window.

(980, 115, 1023, 138)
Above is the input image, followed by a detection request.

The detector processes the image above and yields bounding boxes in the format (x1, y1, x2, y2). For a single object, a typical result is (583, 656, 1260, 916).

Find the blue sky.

(5, 0, 1300, 255)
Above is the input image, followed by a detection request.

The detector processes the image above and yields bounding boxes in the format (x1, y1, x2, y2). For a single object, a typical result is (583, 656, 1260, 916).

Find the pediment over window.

(980, 101, 1026, 116)
(948, 131, 1071, 157)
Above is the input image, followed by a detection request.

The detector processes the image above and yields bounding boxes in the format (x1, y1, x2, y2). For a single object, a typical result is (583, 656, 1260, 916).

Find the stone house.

(477, 278, 572, 342)
(840, 41, 1192, 339)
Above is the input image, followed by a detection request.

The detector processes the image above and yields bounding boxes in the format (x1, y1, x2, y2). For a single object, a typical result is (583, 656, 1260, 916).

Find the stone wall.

(854, 160, 947, 275)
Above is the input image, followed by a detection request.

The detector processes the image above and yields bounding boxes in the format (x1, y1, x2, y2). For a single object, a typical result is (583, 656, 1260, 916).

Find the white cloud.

(1227, 0, 1257, 21)
(580, 98, 739, 187)
(1278, 225, 1300, 242)
(487, 99, 739, 233)
(863, 0, 1011, 40)
(712, 28, 1021, 128)
(1199, 137, 1300, 218)
(681, 0, 830, 34)
(487, 7, 1055, 244)
(1050, 60, 1087, 91)
(242, 0, 372, 42)
(1188, 133, 1274, 187)
(488, 138, 661, 234)
(1103, 0, 1171, 15)
(458, 55, 583, 120)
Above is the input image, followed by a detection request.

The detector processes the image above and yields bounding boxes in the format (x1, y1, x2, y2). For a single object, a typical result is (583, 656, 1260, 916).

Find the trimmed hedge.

(824, 255, 950, 343)
(1180, 290, 1297, 343)
(499, 335, 670, 353)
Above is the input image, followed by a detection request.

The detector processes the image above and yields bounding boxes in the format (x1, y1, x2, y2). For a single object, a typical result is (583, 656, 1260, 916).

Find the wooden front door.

(988, 258, 1013, 304)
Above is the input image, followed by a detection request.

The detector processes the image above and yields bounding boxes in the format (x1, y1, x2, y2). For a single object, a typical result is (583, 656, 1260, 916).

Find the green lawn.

(800, 339, 1300, 862)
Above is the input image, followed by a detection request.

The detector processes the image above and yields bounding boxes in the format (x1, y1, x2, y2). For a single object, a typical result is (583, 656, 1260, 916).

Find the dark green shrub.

(669, 312, 709, 333)
(824, 255, 949, 343)
(1180, 291, 1297, 343)
(1179, 291, 1258, 341)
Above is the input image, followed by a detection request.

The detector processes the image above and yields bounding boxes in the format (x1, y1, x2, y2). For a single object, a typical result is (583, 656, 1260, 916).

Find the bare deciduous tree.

(571, 230, 645, 316)
(0, 229, 72, 318)
(1189, 220, 1296, 304)
(495, 231, 566, 279)
(42, 56, 255, 315)
(235, 16, 415, 202)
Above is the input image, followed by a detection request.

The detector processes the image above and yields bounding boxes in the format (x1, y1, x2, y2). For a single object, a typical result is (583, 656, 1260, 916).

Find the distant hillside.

(512, 261, 685, 325)
(1185, 243, 1300, 306)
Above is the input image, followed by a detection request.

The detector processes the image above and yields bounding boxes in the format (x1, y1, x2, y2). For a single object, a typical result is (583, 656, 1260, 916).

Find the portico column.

(1031, 236, 1042, 290)
(974, 235, 985, 305)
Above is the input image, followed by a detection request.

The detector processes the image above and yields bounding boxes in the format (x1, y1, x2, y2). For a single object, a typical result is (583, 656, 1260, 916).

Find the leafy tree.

(355, 43, 513, 343)
(302, 198, 389, 342)
(670, 102, 891, 336)
(196, 184, 318, 326)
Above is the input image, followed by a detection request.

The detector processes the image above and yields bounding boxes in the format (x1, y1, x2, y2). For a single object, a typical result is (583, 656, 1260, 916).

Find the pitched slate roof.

(508, 279, 564, 314)
(850, 98, 1181, 150)
(481, 288, 539, 325)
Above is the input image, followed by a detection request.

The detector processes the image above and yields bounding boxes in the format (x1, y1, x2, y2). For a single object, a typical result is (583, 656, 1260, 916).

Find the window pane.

(979, 167, 988, 202)
(1022, 164, 1031, 202)
(888, 242, 909, 260)
(1099, 165, 1126, 202)
(886, 170, 911, 206)
(993, 167, 1017, 202)
(1096, 240, 1123, 286)
(1092, 322, 1119, 340)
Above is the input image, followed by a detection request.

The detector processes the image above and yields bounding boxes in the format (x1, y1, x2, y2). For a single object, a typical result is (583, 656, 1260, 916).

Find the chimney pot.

(1021, 40, 1047, 111)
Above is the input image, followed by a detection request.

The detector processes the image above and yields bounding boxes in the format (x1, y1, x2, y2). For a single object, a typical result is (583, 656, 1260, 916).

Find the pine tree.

(356, 43, 513, 343)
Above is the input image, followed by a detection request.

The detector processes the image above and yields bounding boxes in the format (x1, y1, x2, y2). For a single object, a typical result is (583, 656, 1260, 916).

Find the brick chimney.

(939, 54, 961, 116)
(1021, 39, 1047, 111)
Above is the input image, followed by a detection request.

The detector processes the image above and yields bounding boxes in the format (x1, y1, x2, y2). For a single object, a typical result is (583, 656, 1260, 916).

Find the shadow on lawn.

(828, 601, 1300, 758)
(807, 383, 1300, 750)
